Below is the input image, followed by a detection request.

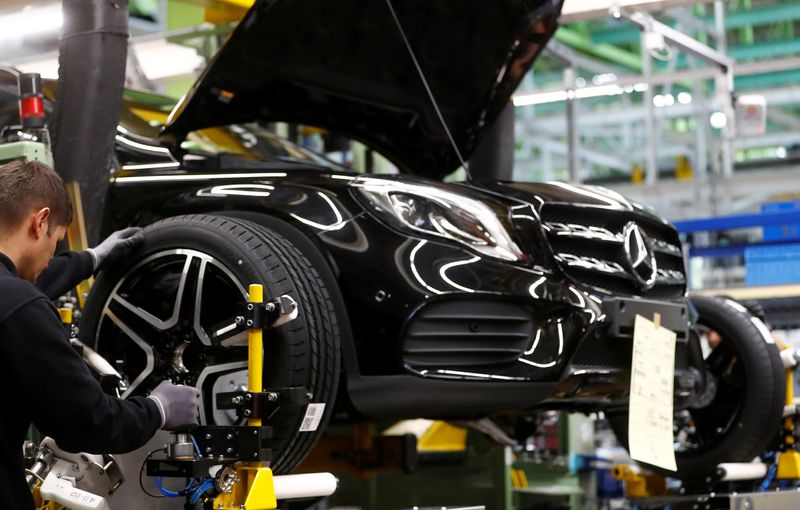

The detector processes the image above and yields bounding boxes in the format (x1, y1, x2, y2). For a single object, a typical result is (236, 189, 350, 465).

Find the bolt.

(235, 316, 244, 325)
(247, 304, 254, 311)
(253, 453, 258, 459)
(205, 433, 212, 440)
(243, 410, 251, 417)
(227, 447, 233, 453)
(226, 434, 233, 440)
(218, 455, 225, 461)
(267, 392, 278, 402)
(374, 290, 386, 302)
(265, 302, 276, 312)
(246, 320, 254, 327)
(232, 396, 243, 405)
(205, 446, 212, 453)
(245, 393, 252, 401)
(253, 430, 258, 435)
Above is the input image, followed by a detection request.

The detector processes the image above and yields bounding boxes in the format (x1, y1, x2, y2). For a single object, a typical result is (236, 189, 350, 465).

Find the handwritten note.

(628, 314, 677, 471)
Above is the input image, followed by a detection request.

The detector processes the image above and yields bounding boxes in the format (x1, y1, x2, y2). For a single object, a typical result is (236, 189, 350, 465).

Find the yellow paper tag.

(628, 314, 678, 471)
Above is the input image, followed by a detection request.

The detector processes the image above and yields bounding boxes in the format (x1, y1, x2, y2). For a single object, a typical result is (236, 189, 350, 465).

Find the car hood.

(162, 0, 562, 179)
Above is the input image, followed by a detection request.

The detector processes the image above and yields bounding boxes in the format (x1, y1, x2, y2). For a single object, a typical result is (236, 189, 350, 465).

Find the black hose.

(52, 0, 129, 244)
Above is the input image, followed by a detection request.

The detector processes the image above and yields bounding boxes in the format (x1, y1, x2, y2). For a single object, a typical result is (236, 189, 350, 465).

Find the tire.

(80, 214, 341, 473)
(609, 295, 785, 478)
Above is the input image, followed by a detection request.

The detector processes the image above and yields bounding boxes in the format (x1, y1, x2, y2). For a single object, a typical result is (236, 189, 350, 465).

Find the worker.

(0, 160, 200, 509)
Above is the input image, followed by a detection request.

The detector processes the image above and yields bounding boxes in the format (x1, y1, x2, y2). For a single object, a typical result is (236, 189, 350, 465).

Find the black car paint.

(106, 155, 690, 418)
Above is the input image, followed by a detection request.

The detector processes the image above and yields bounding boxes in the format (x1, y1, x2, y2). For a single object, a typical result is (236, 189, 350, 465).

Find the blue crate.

(745, 242, 800, 285)
(762, 201, 800, 241)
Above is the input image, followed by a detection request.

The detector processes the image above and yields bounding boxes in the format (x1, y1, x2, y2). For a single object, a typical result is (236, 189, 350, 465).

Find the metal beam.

(554, 27, 643, 71)
(622, 10, 733, 71)
(545, 40, 627, 74)
(559, 0, 713, 23)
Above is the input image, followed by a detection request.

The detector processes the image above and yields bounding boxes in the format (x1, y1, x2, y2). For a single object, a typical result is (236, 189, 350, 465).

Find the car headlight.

(352, 177, 524, 262)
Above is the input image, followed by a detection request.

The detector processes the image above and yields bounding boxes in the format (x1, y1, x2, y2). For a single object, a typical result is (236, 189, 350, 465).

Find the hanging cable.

(384, 0, 472, 180)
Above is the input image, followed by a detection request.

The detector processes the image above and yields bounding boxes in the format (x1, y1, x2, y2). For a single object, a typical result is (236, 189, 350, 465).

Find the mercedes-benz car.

(1, 0, 784, 483)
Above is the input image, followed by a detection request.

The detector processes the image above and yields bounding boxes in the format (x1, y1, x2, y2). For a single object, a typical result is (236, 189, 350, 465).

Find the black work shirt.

(0, 252, 161, 510)
(36, 250, 96, 301)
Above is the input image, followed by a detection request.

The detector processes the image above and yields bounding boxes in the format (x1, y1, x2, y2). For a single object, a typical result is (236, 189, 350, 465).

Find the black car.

(1, 0, 784, 482)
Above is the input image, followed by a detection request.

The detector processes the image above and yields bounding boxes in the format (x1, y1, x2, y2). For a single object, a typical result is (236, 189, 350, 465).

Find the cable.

(139, 448, 166, 498)
(189, 479, 215, 504)
(156, 477, 182, 497)
(384, 0, 472, 180)
(191, 434, 201, 456)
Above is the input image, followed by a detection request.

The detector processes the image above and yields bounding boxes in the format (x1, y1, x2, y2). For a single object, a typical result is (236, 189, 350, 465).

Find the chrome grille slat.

(541, 205, 686, 298)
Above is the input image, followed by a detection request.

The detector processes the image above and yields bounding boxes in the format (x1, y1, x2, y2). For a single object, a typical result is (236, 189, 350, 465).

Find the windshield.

(120, 91, 340, 169)
(183, 123, 336, 167)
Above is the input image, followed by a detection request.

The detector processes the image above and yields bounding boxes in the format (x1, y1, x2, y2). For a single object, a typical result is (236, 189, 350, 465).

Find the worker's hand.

(90, 227, 144, 271)
(147, 381, 201, 431)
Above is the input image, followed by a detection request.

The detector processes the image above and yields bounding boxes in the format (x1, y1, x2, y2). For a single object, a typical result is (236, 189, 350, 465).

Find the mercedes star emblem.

(623, 222, 657, 289)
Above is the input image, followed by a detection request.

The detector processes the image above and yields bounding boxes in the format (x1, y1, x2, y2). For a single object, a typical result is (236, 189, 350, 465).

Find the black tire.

(80, 214, 341, 473)
(609, 295, 785, 479)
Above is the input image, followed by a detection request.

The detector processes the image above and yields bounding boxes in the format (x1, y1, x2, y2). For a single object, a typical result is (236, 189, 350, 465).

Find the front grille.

(540, 204, 686, 299)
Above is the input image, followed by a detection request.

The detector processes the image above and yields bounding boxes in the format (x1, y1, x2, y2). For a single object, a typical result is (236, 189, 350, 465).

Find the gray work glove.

(89, 227, 144, 271)
(147, 381, 201, 431)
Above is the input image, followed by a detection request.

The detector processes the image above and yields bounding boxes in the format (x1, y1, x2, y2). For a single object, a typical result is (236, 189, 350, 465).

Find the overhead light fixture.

(513, 82, 648, 107)
(0, 5, 62, 41)
(709, 111, 727, 129)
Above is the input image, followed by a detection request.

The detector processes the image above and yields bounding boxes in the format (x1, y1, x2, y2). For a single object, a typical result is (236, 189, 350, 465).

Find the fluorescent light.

(16, 37, 206, 82)
(133, 39, 206, 81)
(513, 90, 569, 107)
(513, 82, 645, 106)
(0, 5, 62, 41)
(574, 84, 624, 99)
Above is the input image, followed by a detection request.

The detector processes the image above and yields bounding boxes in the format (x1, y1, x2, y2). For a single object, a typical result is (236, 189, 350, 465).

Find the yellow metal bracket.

(777, 353, 800, 480)
(611, 464, 666, 499)
(213, 284, 278, 509)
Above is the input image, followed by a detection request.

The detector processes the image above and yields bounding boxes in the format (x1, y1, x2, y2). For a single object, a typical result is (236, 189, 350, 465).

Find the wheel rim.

(676, 324, 746, 456)
(95, 249, 251, 425)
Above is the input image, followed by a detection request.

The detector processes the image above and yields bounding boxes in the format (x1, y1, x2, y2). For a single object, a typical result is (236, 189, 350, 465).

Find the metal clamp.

(217, 386, 310, 422)
(236, 295, 298, 330)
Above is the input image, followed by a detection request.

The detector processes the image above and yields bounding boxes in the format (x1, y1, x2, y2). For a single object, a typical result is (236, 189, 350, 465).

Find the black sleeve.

(35, 251, 95, 301)
(0, 297, 160, 454)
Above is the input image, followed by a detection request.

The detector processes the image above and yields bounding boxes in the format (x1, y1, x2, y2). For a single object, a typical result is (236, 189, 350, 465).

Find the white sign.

(628, 314, 677, 472)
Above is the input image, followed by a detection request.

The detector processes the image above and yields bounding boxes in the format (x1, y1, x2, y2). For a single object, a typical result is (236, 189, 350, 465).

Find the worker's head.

(0, 160, 72, 282)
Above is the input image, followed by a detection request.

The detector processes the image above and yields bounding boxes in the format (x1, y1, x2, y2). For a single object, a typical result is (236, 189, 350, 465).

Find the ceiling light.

(513, 90, 569, 107)
(653, 94, 665, 107)
(677, 92, 692, 104)
(709, 112, 727, 129)
(0, 5, 62, 41)
(663, 93, 675, 106)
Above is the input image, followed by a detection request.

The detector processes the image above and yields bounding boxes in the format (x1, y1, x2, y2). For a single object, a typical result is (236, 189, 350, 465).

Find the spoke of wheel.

(194, 259, 213, 346)
(105, 308, 155, 399)
(109, 254, 194, 331)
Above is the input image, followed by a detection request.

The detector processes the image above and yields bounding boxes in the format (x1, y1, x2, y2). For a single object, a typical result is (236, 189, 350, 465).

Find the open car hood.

(162, 0, 562, 178)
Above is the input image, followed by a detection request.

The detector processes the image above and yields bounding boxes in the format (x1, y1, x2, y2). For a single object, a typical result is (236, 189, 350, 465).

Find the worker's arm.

(0, 296, 161, 454)
(35, 250, 94, 300)
(35, 227, 144, 300)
